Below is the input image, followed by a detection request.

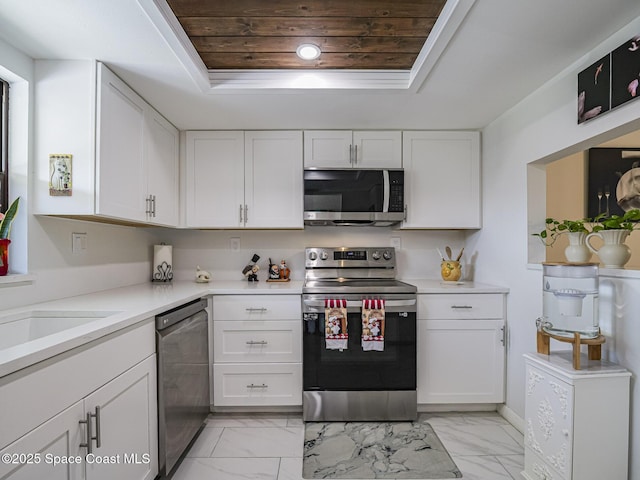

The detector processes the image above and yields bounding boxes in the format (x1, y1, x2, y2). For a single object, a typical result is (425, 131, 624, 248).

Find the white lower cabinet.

(417, 293, 506, 404)
(523, 353, 631, 480)
(0, 322, 158, 480)
(212, 295, 302, 407)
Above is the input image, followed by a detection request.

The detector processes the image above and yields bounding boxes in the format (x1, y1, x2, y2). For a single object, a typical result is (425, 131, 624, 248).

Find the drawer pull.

(246, 308, 268, 313)
(247, 383, 268, 389)
(246, 340, 268, 346)
(451, 305, 473, 309)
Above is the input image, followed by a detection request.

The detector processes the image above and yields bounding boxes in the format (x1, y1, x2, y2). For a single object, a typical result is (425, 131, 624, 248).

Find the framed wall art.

(49, 154, 72, 196)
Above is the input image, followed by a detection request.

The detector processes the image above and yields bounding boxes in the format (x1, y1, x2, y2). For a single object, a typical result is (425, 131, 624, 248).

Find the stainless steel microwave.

(303, 169, 405, 226)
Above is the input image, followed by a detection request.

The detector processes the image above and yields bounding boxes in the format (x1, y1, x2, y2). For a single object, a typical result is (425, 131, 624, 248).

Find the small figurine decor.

(195, 265, 211, 283)
(267, 258, 291, 282)
(242, 254, 260, 282)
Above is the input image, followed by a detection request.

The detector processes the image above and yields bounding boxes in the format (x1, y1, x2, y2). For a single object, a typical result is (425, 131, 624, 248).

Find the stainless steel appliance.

(156, 298, 210, 477)
(302, 247, 417, 421)
(303, 169, 405, 226)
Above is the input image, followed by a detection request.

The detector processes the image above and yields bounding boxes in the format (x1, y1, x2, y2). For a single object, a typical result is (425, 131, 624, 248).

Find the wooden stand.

(266, 278, 290, 283)
(537, 329, 605, 370)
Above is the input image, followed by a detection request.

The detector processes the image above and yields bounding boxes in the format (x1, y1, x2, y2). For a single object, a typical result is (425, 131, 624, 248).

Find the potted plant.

(533, 217, 594, 262)
(586, 208, 640, 268)
(0, 196, 20, 276)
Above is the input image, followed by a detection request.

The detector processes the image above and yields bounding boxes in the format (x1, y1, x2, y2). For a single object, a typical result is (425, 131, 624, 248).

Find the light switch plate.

(390, 236, 402, 249)
(230, 237, 241, 251)
(72, 232, 87, 255)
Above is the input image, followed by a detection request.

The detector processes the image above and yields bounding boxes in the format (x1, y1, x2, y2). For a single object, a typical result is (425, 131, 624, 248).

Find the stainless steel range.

(302, 247, 417, 422)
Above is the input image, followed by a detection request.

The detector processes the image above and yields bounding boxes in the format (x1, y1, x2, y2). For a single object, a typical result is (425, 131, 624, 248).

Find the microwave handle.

(383, 170, 390, 212)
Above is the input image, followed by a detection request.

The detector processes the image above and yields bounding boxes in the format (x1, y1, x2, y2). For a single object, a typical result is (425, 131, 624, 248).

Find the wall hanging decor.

(48, 154, 72, 196)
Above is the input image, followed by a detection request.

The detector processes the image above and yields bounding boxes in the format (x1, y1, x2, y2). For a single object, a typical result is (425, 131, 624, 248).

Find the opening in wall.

(527, 128, 640, 270)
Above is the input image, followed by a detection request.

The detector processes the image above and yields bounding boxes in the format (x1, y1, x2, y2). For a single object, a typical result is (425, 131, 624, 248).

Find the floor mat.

(303, 421, 462, 479)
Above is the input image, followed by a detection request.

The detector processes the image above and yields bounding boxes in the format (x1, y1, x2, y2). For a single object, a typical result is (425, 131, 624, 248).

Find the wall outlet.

(230, 237, 241, 251)
(72, 232, 87, 255)
(390, 236, 402, 249)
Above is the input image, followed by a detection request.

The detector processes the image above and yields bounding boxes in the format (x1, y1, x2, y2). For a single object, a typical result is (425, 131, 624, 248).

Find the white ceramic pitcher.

(585, 229, 631, 268)
(564, 231, 592, 263)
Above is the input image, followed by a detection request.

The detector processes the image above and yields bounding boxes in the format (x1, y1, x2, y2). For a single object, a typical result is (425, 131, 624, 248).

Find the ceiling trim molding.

(138, 0, 469, 93)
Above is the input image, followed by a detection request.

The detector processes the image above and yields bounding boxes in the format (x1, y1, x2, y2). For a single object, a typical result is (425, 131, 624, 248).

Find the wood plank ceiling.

(165, 0, 447, 70)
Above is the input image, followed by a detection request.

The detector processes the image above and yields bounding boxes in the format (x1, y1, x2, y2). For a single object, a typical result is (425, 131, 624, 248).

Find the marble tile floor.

(171, 412, 524, 480)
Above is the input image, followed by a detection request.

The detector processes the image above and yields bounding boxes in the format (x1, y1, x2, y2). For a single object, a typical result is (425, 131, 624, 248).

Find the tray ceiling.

(165, 0, 447, 70)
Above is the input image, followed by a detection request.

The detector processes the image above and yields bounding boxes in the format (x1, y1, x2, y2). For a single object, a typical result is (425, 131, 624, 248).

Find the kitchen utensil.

(597, 187, 603, 214)
(456, 247, 465, 262)
(605, 185, 610, 215)
(445, 246, 452, 260)
(436, 248, 445, 261)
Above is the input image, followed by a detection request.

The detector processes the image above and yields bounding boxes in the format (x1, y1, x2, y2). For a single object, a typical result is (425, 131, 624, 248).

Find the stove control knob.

(320, 251, 329, 260)
(383, 250, 392, 260)
(371, 251, 381, 260)
(308, 251, 318, 261)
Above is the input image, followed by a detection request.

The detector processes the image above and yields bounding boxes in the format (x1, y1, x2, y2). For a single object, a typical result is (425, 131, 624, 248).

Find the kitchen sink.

(0, 310, 121, 350)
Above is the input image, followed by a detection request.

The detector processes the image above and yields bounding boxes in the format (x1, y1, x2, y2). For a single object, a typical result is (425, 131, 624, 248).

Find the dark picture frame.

(587, 147, 640, 218)
(611, 35, 640, 109)
(577, 54, 610, 124)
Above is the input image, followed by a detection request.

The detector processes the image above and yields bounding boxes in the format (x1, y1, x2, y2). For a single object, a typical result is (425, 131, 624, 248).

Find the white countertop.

(0, 278, 506, 379)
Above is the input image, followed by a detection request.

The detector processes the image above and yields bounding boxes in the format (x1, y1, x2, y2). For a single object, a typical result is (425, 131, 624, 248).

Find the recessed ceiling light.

(296, 44, 321, 60)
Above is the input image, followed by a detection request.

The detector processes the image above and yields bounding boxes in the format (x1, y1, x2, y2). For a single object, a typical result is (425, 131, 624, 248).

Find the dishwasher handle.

(156, 298, 208, 330)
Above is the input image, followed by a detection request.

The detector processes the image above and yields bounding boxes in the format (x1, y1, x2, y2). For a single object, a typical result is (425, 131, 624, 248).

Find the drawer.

(213, 295, 301, 321)
(418, 293, 503, 319)
(213, 320, 301, 363)
(213, 363, 302, 406)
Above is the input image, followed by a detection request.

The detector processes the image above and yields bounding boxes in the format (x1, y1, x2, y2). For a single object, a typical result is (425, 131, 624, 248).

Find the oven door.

(302, 295, 416, 392)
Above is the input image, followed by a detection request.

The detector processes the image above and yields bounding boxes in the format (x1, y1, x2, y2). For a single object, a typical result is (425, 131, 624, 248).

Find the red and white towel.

(325, 299, 348, 350)
(362, 299, 385, 352)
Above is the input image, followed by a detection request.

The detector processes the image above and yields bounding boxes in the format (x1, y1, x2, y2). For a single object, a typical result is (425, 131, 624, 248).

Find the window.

(0, 77, 8, 214)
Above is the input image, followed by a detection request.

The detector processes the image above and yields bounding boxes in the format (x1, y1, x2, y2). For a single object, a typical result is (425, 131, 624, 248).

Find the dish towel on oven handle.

(325, 299, 348, 351)
(362, 299, 385, 352)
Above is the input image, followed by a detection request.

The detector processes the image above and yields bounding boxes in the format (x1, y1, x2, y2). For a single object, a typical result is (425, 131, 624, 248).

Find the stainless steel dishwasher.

(156, 298, 210, 477)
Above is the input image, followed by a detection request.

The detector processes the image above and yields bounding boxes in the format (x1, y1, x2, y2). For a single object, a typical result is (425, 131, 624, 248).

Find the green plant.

(533, 217, 592, 246)
(0, 197, 20, 239)
(592, 208, 640, 232)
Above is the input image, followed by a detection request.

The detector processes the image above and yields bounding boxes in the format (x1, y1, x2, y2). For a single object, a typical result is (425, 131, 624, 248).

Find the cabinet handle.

(94, 406, 101, 449)
(239, 204, 243, 223)
(451, 305, 473, 309)
(246, 340, 268, 345)
(354, 144, 358, 165)
(79, 407, 100, 453)
(500, 326, 505, 346)
(247, 383, 268, 389)
(151, 195, 156, 218)
(349, 144, 353, 165)
(145, 196, 152, 215)
(245, 307, 268, 313)
(404, 204, 407, 221)
(244, 204, 248, 223)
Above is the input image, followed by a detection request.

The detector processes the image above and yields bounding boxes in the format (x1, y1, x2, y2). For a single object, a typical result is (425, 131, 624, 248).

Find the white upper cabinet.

(304, 130, 402, 168)
(185, 130, 303, 229)
(33, 60, 179, 227)
(402, 131, 481, 229)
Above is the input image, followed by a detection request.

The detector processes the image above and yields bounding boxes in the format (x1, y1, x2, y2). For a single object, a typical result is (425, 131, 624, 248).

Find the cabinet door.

(353, 131, 402, 168)
(303, 130, 353, 168)
(417, 319, 505, 403)
(84, 355, 158, 480)
(145, 111, 179, 227)
(96, 64, 147, 222)
(185, 131, 245, 228)
(245, 131, 303, 228)
(524, 365, 573, 480)
(0, 401, 84, 480)
(402, 131, 480, 228)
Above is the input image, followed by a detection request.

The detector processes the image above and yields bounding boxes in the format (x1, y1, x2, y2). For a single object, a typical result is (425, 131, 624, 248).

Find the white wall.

(474, 15, 640, 478)
(0, 39, 159, 311)
(154, 227, 466, 283)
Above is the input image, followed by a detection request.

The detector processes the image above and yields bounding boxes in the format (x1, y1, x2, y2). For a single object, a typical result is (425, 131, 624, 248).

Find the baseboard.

(497, 404, 525, 434)
(418, 403, 498, 413)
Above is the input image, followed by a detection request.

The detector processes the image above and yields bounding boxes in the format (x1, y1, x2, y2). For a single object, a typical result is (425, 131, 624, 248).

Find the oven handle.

(303, 298, 416, 313)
